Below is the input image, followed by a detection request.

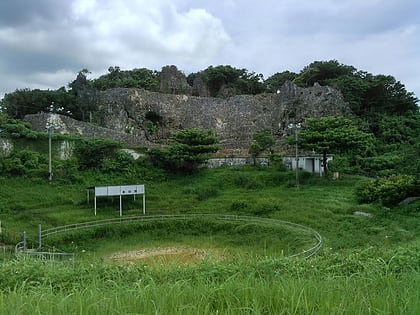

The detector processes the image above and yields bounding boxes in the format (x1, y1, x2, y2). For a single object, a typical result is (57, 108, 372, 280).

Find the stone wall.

(22, 81, 350, 156)
(24, 112, 157, 147)
(90, 81, 350, 155)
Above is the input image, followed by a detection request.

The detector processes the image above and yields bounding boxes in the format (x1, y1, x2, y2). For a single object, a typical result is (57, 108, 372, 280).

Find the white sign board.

(95, 186, 108, 196)
(92, 184, 146, 216)
(107, 186, 121, 196)
(94, 185, 145, 197)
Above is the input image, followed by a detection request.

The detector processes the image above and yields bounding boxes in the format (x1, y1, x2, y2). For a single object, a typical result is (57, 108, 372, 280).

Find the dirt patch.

(108, 246, 225, 265)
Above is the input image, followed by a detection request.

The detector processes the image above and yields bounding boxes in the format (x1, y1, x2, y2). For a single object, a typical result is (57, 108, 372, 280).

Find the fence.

(38, 214, 323, 259)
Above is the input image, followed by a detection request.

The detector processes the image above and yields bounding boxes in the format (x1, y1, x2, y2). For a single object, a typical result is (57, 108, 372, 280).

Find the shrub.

(356, 174, 418, 207)
(0, 150, 47, 176)
(328, 156, 351, 173)
(250, 200, 281, 216)
(230, 201, 249, 212)
(74, 138, 122, 169)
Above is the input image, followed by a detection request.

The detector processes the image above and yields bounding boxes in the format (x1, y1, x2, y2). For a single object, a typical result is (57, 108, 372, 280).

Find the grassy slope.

(0, 166, 419, 313)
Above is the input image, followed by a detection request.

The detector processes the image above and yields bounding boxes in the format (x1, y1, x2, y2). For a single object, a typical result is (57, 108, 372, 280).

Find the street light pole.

(48, 126, 52, 181)
(45, 109, 61, 182)
(288, 122, 301, 187)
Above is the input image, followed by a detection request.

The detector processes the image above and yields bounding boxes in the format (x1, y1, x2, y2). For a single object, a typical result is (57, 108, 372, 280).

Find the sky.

(0, 0, 419, 100)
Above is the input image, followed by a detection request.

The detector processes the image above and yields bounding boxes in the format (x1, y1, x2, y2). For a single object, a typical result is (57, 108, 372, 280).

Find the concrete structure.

(282, 154, 333, 175)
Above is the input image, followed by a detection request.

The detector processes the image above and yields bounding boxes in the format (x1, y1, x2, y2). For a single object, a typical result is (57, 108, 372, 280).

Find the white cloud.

(68, 0, 231, 70)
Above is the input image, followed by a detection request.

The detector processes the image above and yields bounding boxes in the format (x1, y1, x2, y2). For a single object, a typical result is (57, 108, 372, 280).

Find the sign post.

(92, 185, 145, 216)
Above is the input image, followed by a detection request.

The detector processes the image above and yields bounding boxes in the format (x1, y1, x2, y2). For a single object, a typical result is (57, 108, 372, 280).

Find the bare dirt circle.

(108, 246, 225, 265)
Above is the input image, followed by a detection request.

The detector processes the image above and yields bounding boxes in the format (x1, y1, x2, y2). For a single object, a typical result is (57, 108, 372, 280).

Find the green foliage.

(299, 116, 374, 156)
(356, 175, 418, 207)
(294, 60, 357, 87)
(0, 113, 43, 139)
(376, 112, 420, 145)
(74, 138, 122, 169)
(327, 155, 351, 173)
(1, 87, 76, 119)
(200, 65, 264, 96)
(298, 116, 375, 174)
(151, 129, 219, 173)
(248, 130, 275, 163)
(92, 66, 159, 91)
(0, 150, 48, 176)
(233, 174, 263, 189)
(293, 59, 418, 122)
(264, 71, 298, 92)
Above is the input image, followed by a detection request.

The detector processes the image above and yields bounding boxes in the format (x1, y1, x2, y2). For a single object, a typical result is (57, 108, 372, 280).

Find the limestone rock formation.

(158, 65, 192, 95)
(23, 112, 156, 147)
(88, 81, 350, 155)
(23, 81, 350, 156)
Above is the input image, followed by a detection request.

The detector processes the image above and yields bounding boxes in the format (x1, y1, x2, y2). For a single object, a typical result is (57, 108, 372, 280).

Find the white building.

(282, 154, 333, 176)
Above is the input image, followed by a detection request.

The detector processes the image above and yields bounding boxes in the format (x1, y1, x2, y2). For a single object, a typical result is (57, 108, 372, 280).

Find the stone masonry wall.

(23, 81, 350, 156)
(91, 81, 350, 155)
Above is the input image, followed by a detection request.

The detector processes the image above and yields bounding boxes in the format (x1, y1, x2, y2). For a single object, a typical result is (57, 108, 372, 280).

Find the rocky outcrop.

(23, 112, 156, 147)
(158, 65, 192, 95)
(23, 81, 350, 155)
(87, 81, 350, 155)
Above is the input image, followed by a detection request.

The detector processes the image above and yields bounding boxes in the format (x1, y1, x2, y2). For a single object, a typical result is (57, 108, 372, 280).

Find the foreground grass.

(0, 247, 419, 314)
(1, 273, 418, 314)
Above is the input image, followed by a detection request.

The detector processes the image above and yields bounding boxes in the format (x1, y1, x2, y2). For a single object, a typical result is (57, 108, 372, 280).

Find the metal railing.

(40, 214, 323, 259)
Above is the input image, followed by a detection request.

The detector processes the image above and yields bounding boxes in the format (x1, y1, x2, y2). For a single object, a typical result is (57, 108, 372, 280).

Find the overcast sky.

(0, 0, 419, 100)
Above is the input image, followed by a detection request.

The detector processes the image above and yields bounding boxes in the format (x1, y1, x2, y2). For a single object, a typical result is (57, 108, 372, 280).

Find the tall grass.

(0, 250, 419, 314)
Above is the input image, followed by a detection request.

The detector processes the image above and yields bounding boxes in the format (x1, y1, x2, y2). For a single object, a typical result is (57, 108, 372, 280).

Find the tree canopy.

(149, 129, 220, 173)
(298, 116, 375, 175)
(248, 130, 275, 164)
(196, 65, 264, 97)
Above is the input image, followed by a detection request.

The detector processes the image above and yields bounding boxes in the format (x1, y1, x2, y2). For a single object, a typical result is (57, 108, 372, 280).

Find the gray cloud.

(0, 0, 419, 99)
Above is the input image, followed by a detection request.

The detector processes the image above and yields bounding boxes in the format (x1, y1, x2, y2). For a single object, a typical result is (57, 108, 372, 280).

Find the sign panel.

(92, 184, 146, 216)
(94, 185, 145, 197)
(136, 184, 145, 194)
(95, 187, 108, 196)
(107, 186, 121, 196)
(121, 185, 137, 195)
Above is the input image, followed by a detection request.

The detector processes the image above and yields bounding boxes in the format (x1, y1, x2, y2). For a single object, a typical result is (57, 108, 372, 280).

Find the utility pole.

(288, 122, 301, 187)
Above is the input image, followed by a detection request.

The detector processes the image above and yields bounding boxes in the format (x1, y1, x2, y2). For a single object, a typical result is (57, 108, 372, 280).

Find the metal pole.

(38, 224, 42, 250)
(23, 231, 27, 252)
(48, 128, 52, 181)
(94, 196, 97, 216)
(295, 128, 299, 187)
(120, 195, 122, 217)
(143, 193, 146, 215)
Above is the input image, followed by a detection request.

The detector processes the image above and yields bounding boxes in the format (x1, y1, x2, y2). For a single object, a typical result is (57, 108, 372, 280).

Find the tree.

(1, 88, 75, 119)
(264, 71, 298, 93)
(91, 67, 158, 91)
(200, 65, 264, 97)
(74, 138, 122, 169)
(294, 60, 356, 87)
(297, 116, 374, 175)
(154, 129, 219, 173)
(248, 130, 275, 165)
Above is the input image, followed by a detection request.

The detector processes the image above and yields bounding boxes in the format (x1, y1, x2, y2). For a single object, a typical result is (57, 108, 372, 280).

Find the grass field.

(0, 166, 419, 314)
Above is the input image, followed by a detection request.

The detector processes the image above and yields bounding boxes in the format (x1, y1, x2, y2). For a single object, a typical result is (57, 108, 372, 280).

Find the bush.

(230, 201, 249, 212)
(0, 150, 48, 176)
(328, 156, 351, 173)
(74, 138, 122, 169)
(356, 175, 418, 207)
